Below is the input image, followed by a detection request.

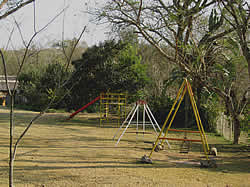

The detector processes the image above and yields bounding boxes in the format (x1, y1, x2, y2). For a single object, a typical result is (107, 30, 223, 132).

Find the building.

(0, 75, 18, 106)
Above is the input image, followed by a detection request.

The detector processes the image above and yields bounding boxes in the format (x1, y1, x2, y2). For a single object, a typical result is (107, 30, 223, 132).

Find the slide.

(66, 96, 100, 120)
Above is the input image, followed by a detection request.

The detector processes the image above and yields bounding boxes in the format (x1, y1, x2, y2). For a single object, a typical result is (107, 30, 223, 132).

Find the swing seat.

(179, 138, 192, 153)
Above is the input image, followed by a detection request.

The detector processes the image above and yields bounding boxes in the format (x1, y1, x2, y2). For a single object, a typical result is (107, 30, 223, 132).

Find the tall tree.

(69, 40, 149, 110)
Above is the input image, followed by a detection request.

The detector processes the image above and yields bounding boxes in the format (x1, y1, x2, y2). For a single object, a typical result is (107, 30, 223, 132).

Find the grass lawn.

(0, 107, 249, 187)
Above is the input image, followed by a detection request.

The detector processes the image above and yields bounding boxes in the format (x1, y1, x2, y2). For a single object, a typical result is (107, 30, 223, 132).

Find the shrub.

(18, 62, 70, 111)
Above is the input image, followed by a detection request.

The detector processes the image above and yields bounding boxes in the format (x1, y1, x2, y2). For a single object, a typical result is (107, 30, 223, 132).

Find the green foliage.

(0, 49, 20, 75)
(148, 67, 220, 132)
(68, 40, 149, 111)
(199, 92, 221, 132)
(209, 9, 223, 32)
(240, 115, 249, 132)
(149, 91, 219, 131)
(18, 62, 70, 111)
(17, 67, 43, 110)
(148, 94, 174, 126)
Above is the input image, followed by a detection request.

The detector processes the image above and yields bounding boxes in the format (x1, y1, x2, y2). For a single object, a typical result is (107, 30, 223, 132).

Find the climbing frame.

(99, 92, 127, 126)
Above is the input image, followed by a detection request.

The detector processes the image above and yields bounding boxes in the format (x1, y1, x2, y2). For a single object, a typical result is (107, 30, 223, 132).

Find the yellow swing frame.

(149, 78, 210, 160)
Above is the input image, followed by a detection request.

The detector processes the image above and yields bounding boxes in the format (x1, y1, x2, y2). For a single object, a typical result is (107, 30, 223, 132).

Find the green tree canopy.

(68, 40, 149, 110)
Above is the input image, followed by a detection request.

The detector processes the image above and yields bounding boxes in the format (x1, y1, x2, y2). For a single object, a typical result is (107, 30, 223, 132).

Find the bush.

(148, 94, 218, 132)
(148, 95, 174, 126)
(18, 62, 71, 111)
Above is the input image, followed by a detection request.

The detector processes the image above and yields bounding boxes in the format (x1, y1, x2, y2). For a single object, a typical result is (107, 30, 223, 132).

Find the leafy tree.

(69, 40, 149, 110)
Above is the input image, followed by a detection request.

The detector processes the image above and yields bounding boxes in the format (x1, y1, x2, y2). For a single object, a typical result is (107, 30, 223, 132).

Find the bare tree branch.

(13, 7, 68, 92)
(65, 26, 87, 71)
(137, 0, 143, 23)
(0, 0, 35, 20)
(5, 26, 15, 50)
(14, 18, 27, 47)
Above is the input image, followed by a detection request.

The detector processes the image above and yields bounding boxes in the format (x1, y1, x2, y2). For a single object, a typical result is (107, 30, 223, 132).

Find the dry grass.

(0, 107, 249, 187)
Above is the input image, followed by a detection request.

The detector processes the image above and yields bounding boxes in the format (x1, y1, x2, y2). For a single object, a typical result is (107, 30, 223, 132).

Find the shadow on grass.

(1, 155, 248, 173)
(209, 158, 250, 173)
(0, 160, 194, 171)
(211, 144, 250, 153)
(62, 118, 122, 129)
(1, 150, 249, 174)
(1, 160, 249, 174)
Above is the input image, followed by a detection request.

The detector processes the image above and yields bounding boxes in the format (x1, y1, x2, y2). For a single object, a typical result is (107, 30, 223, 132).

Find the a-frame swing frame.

(148, 78, 210, 160)
(113, 100, 170, 147)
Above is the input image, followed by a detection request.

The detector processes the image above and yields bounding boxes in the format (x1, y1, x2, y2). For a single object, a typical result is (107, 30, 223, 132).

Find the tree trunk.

(238, 24, 250, 81)
(9, 95, 14, 187)
(232, 115, 241, 144)
(244, 50, 250, 81)
(225, 91, 241, 144)
(196, 86, 202, 111)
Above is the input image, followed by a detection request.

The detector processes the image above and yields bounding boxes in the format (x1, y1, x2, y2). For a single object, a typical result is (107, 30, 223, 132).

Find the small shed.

(0, 75, 18, 106)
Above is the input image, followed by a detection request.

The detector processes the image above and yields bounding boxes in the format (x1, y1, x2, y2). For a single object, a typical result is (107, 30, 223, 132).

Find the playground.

(0, 107, 249, 186)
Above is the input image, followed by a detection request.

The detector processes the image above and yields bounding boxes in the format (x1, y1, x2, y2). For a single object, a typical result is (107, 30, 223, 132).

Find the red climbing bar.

(159, 137, 202, 142)
(167, 129, 200, 133)
(66, 96, 100, 120)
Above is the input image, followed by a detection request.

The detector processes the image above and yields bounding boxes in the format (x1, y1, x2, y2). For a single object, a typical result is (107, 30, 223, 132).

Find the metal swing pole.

(149, 80, 186, 158)
(145, 105, 171, 148)
(136, 103, 139, 141)
(186, 80, 210, 158)
(143, 104, 146, 136)
(115, 104, 140, 145)
(144, 105, 158, 135)
(113, 104, 136, 140)
(159, 85, 187, 146)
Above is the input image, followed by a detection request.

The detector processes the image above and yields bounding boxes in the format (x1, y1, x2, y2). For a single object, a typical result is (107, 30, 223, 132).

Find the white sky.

(0, 0, 109, 49)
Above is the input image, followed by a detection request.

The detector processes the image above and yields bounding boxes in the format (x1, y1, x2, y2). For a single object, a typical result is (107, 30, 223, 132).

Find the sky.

(0, 0, 109, 49)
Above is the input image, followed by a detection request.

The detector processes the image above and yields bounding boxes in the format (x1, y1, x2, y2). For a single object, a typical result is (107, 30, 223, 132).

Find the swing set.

(143, 78, 210, 163)
(113, 100, 170, 147)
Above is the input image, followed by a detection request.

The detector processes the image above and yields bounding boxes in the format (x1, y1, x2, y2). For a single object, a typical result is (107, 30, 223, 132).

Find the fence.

(216, 113, 233, 141)
(216, 113, 248, 143)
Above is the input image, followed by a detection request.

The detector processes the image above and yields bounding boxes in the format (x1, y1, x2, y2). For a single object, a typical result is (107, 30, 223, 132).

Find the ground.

(0, 107, 249, 186)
